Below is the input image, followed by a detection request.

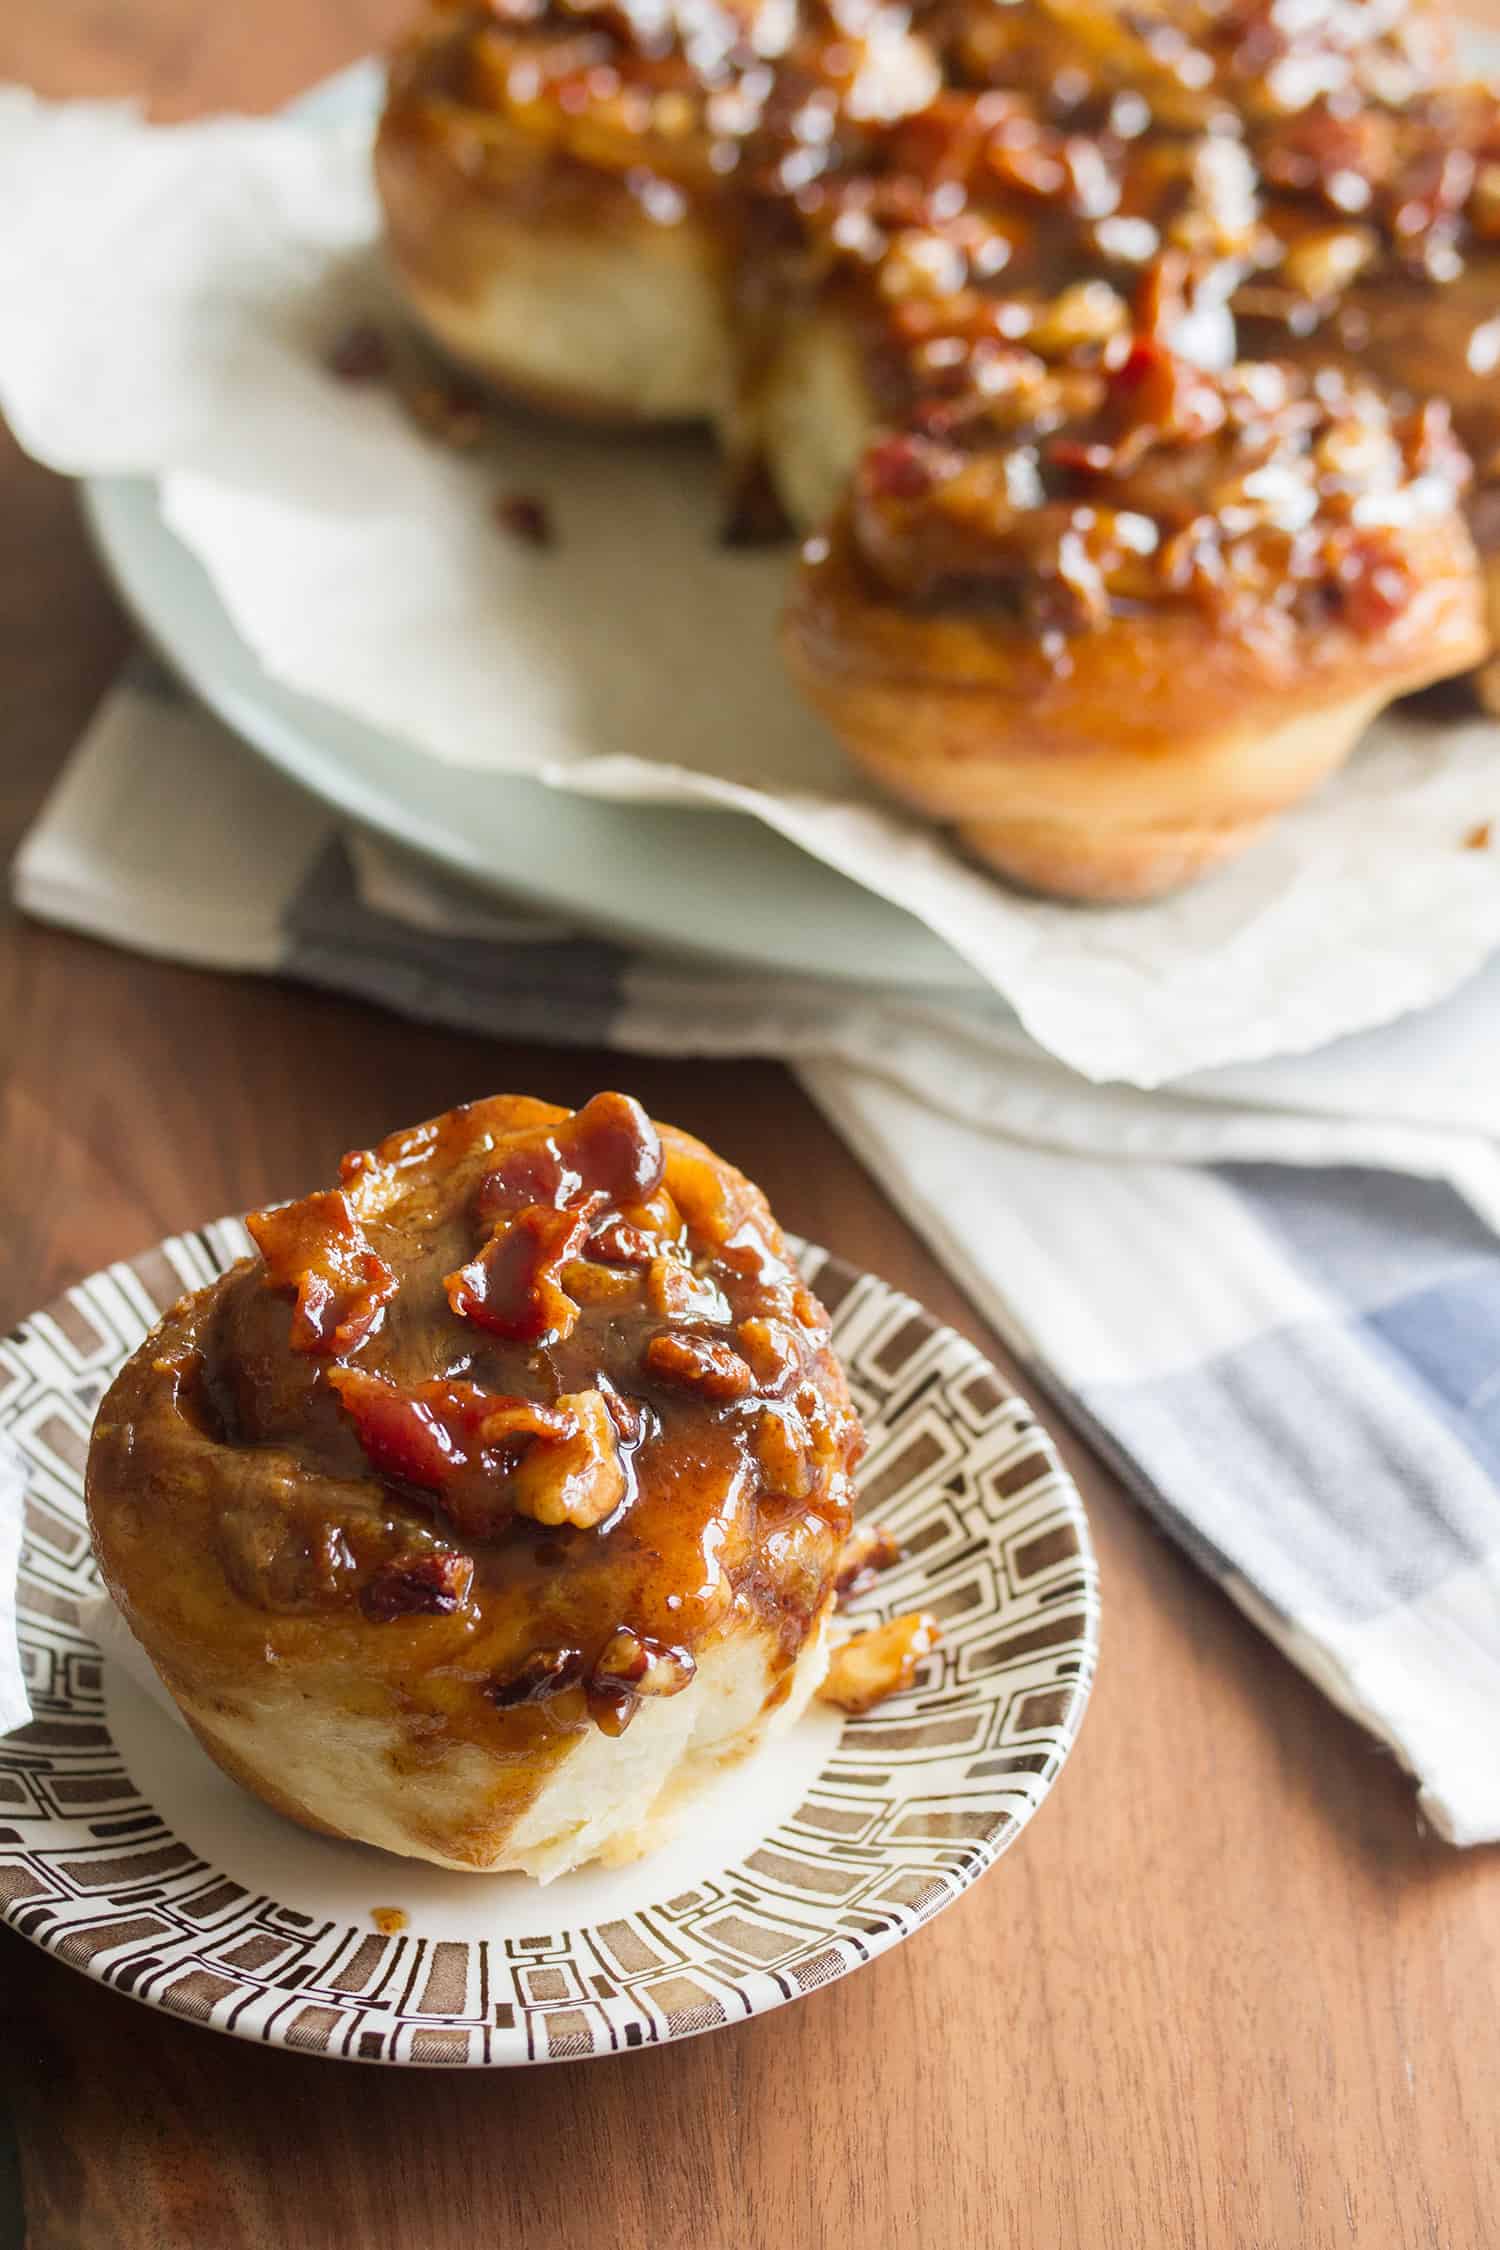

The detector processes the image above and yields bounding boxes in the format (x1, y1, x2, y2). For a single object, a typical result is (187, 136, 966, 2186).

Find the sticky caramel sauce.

(381, 0, 1497, 636)
(86, 1094, 861, 1790)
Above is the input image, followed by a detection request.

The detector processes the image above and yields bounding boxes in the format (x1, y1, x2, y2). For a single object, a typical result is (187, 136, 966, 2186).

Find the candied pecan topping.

(832, 1521, 903, 1606)
(586, 1626, 697, 1734)
(754, 1403, 818, 1499)
(181, 1092, 863, 1740)
(511, 1390, 628, 1528)
(446, 1203, 596, 1343)
(819, 1611, 940, 1714)
(361, 1547, 475, 1620)
(487, 1646, 587, 1707)
(246, 1190, 397, 1355)
(736, 1316, 803, 1390)
(644, 1331, 755, 1399)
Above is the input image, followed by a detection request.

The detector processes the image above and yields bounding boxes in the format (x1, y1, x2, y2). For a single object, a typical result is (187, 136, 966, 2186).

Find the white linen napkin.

(8, 665, 1500, 1844)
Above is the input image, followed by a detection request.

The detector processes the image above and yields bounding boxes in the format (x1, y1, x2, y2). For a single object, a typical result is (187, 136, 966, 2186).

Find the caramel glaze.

(380, 0, 1496, 654)
(86, 1094, 862, 1802)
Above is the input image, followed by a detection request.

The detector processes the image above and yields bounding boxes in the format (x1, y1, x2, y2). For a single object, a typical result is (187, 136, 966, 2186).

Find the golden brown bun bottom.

(375, 113, 733, 425)
(786, 518, 1491, 903)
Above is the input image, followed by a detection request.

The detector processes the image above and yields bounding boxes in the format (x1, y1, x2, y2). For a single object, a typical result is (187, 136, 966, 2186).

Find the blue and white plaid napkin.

(13, 657, 1500, 1841)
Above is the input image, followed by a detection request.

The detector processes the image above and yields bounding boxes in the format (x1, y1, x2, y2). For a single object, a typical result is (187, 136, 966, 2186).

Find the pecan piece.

(511, 1391, 627, 1529)
(737, 1316, 802, 1390)
(487, 1646, 586, 1708)
(586, 1627, 696, 1736)
(644, 1331, 754, 1400)
(833, 1523, 903, 1608)
(818, 1613, 940, 1715)
(361, 1549, 474, 1621)
(646, 1256, 729, 1323)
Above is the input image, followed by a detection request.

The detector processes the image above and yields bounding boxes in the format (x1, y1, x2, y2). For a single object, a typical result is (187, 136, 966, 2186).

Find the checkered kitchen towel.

(11, 655, 1500, 1841)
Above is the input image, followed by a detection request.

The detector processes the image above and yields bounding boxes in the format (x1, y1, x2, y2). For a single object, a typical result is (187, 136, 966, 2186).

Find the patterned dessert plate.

(0, 1226, 1098, 2066)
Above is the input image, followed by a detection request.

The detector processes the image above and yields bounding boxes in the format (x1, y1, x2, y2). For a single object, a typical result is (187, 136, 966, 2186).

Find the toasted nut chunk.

(560, 1258, 638, 1307)
(593, 1627, 697, 1697)
(644, 1331, 754, 1399)
(361, 1549, 474, 1621)
(1279, 224, 1375, 299)
(754, 1405, 816, 1499)
(661, 1146, 735, 1243)
(586, 1627, 697, 1736)
(487, 1646, 586, 1708)
(646, 1256, 729, 1322)
(833, 1523, 903, 1608)
(737, 1316, 802, 1389)
(511, 1391, 627, 1529)
(818, 1613, 940, 1715)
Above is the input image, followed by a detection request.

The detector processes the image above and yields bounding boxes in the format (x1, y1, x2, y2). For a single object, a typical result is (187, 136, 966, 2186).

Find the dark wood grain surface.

(3, 7, 1499, 2246)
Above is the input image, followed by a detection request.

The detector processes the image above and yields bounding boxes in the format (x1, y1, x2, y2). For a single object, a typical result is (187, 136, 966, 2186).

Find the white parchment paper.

(2, 84, 1497, 1086)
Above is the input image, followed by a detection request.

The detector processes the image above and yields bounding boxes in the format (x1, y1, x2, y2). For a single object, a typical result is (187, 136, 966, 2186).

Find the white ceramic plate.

(0, 1226, 1097, 2065)
(81, 478, 978, 995)
(77, 60, 976, 996)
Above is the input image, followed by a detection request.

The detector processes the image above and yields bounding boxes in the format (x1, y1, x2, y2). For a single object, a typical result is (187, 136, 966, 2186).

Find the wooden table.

(3, 8, 1499, 2246)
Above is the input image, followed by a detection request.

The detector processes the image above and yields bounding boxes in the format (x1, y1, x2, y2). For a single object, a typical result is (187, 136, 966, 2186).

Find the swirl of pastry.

(784, 332, 1486, 901)
(86, 1092, 866, 1878)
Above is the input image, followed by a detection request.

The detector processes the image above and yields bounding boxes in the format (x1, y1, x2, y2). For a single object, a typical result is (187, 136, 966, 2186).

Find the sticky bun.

(86, 1093, 903, 1880)
(375, 0, 1498, 898)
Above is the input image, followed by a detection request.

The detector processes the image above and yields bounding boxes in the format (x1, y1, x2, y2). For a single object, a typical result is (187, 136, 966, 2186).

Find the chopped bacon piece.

(1329, 533, 1414, 633)
(475, 1092, 665, 1219)
(864, 432, 942, 501)
(586, 1218, 658, 1267)
(361, 1548, 474, 1621)
(247, 1190, 397, 1355)
(643, 1332, 755, 1400)
(446, 1204, 593, 1344)
(327, 1367, 573, 1539)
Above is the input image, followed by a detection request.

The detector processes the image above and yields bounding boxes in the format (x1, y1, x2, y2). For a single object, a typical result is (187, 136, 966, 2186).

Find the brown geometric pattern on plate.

(0, 1225, 1098, 2066)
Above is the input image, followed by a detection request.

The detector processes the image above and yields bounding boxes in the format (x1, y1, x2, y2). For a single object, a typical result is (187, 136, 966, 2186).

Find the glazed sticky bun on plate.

(376, 0, 1498, 899)
(87, 1093, 931, 1879)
